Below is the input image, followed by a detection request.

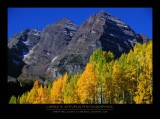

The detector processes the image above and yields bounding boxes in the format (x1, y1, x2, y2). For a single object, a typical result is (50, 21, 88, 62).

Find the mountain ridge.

(8, 10, 150, 86)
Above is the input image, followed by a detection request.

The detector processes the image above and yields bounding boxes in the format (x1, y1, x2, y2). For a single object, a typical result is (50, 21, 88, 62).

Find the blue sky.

(8, 8, 152, 40)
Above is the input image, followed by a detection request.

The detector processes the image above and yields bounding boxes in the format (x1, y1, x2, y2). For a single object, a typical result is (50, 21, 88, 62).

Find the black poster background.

(0, 0, 159, 117)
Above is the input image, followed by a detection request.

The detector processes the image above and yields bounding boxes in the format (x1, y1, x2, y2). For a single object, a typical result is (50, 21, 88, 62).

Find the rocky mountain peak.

(8, 10, 150, 86)
(21, 28, 30, 33)
(57, 18, 78, 31)
(17, 18, 79, 85)
(29, 29, 41, 34)
(97, 10, 110, 17)
(8, 28, 41, 49)
(8, 28, 41, 81)
(45, 10, 147, 81)
(56, 17, 71, 24)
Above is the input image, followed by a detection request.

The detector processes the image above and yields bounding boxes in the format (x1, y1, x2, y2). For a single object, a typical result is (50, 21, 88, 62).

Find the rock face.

(44, 10, 147, 82)
(8, 10, 150, 85)
(140, 34, 149, 43)
(8, 29, 41, 81)
(18, 18, 78, 85)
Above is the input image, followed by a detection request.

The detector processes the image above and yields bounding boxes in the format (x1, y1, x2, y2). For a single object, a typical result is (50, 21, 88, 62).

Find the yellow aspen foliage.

(24, 80, 49, 104)
(145, 41, 152, 103)
(77, 63, 97, 104)
(64, 74, 81, 104)
(49, 73, 70, 104)
(119, 100, 125, 104)
(34, 85, 48, 104)
(112, 60, 121, 103)
(134, 41, 152, 104)
(146, 41, 152, 75)
(134, 73, 147, 104)
(45, 81, 53, 95)
(62, 72, 70, 93)
(19, 92, 28, 104)
(134, 43, 147, 67)
(17, 42, 152, 104)
(9, 95, 18, 104)
(26, 88, 37, 104)
(125, 50, 139, 103)
(50, 76, 64, 104)
(26, 80, 39, 104)
(89, 48, 114, 104)
(104, 61, 114, 104)
(117, 54, 128, 104)
(126, 50, 137, 81)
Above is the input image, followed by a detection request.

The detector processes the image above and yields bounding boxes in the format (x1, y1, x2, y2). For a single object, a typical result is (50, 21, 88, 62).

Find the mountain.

(8, 10, 149, 86)
(17, 18, 78, 85)
(8, 29, 41, 82)
(8, 29, 41, 100)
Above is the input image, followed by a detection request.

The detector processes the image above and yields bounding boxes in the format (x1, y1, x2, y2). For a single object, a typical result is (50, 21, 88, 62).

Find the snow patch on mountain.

(51, 56, 59, 63)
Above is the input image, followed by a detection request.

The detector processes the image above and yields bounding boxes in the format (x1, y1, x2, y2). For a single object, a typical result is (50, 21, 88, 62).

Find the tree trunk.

(100, 86, 102, 104)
